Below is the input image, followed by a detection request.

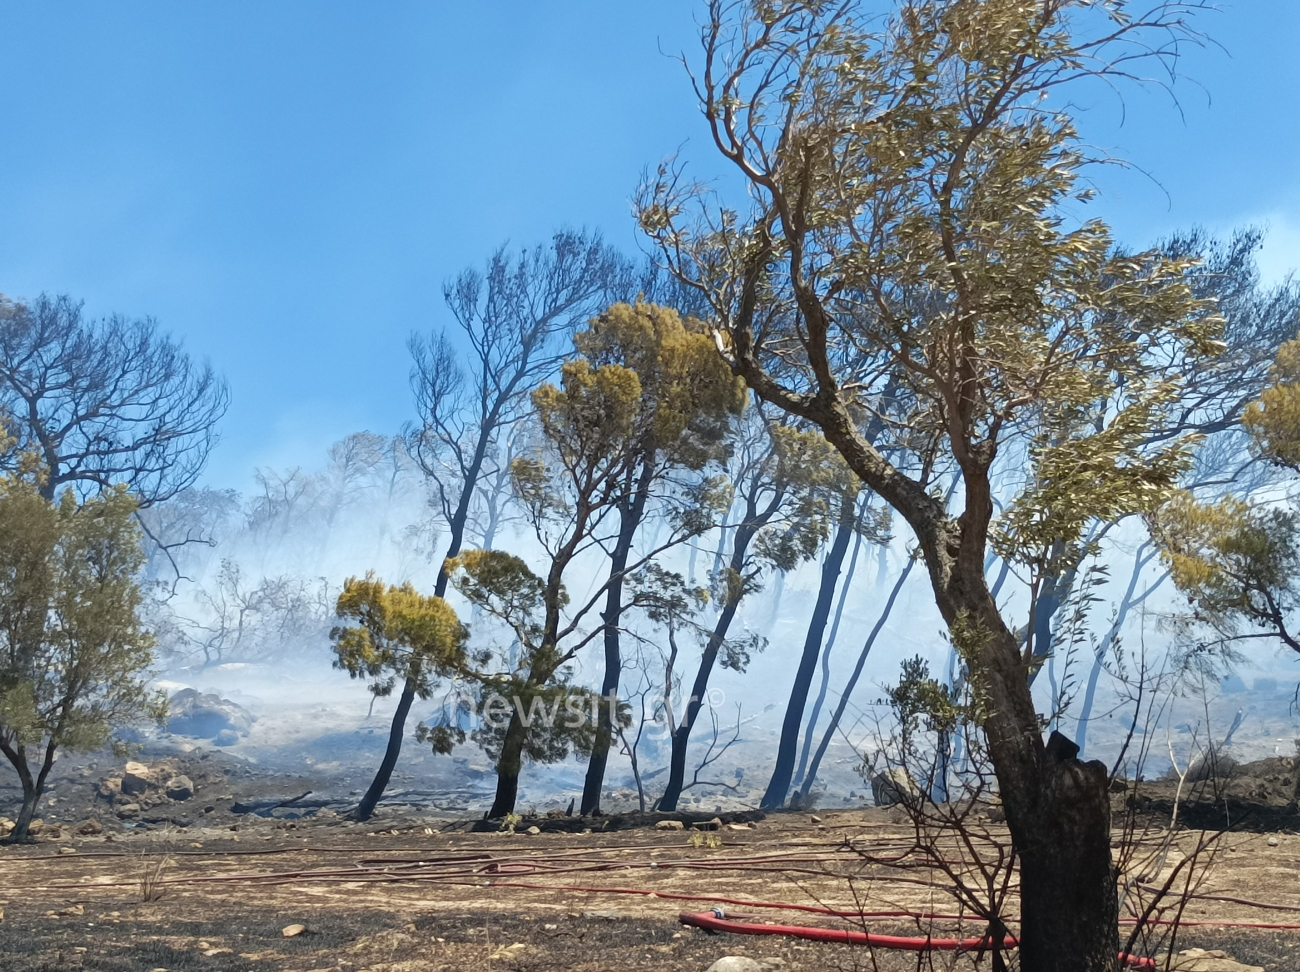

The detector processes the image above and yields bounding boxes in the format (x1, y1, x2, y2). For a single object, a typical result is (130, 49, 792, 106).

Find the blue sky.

(0, 1, 1296, 490)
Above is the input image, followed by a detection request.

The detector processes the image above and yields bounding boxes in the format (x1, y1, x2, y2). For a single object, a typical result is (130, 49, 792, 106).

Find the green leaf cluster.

(0, 475, 163, 783)
(330, 572, 468, 699)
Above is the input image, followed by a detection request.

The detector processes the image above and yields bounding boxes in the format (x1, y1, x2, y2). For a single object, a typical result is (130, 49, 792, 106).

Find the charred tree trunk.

(0, 739, 55, 844)
(656, 526, 753, 812)
(1015, 735, 1119, 972)
(488, 707, 528, 818)
(1076, 544, 1162, 755)
(955, 590, 1119, 972)
(794, 502, 864, 788)
(761, 488, 857, 809)
(352, 434, 486, 822)
(799, 556, 913, 798)
(581, 458, 655, 814)
(656, 596, 740, 812)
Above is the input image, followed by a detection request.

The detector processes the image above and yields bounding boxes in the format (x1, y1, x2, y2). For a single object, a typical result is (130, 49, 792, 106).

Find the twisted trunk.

(0, 738, 56, 844)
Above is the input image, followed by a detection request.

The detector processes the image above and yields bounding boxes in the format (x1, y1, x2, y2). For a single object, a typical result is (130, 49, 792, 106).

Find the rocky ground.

(2, 796, 1300, 971)
(5, 676, 1300, 970)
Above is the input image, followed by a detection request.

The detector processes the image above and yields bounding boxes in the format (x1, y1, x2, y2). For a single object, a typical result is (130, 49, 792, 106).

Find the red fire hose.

(678, 909, 1158, 969)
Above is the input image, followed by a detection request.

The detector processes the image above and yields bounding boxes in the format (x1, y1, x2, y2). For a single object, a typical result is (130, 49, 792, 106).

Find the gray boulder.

(166, 689, 255, 739)
(165, 775, 195, 801)
(871, 767, 920, 806)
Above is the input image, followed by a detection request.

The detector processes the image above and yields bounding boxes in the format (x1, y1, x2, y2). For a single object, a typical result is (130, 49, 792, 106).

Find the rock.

(706, 958, 785, 972)
(116, 803, 140, 819)
(0, 818, 13, 837)
(281, 923, 307, 937)
(75, 819, 102, 836)
(97, 778, 122, 799)
(1158, 947, 1265, 972)
(57, 904, 85, 917)
(165, 775, 195, 801)
(655, 819, 685, 831)
(809, 814, 822, 824)
(525, 825, 541, 835)
(692, 817, 723, 831)
(726, 822, 752, 831)
(1268, 836, 1280, 847)
(26, 819, 44, 836)
(121, 761, 151, 796)
(166, 688, 255, 739)
(57, 846, 76, 855)
(871, 768, 920, 807)
(313, 808, 338, 821)
(213, 729, 240, 747)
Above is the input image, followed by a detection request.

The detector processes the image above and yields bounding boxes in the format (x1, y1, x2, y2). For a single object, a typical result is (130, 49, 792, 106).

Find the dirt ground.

(3, 805, 1300, 972)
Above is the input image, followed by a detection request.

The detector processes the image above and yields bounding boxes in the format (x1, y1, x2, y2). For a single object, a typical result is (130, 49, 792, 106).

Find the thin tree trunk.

(762, 489, 857, 809)
(1, 738, 56, 844)
(657, 530, 752, 812)
(799, 556, 914, 799)
(766, 569, 786, 624)
(581, 457, 655, 815)
(489, 707, 528, 818)
(795, 502, 865, 787)
(1076, 545, 1163, 756)
(353, 434, 486, 822)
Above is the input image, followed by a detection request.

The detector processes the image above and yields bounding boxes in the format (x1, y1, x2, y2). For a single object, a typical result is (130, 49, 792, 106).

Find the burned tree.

(0, 294, 228, 505)
(657, 405, 840, 811)
(345, 230, 628, 822)
(574, 301, 746, 814)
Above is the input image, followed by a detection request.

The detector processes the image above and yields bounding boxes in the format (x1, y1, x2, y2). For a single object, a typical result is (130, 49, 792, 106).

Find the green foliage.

(888, 656, 961, 741)
(1150, 491, 1300, 654)
(467, 680, 625, 765)
(446, 549, 552, 646)
(574, 300, 748, 469)
(638, 0, 1223, 588)
(1153, 329, 1300, 658)
(521, 359, 643, 515)
(0, 474, 164, 815)
(330, 572, 468, 699)
(1244, 334, 1300, 470)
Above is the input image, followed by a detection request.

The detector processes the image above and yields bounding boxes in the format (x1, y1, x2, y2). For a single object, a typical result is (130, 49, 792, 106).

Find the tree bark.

(762, 488, 856, 809)
(489, 707, 528, 818)
(352, 679, 419, 822)
(957, 601, 1120, 972)
(352, 432, 484, 822)
(0, 739, 55, 844)
(1017, 736, 1120, 971)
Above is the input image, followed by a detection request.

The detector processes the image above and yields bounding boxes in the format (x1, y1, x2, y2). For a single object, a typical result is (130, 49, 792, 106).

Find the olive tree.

(0, 476, 163, 843)
(638, 2, 1218, 967)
